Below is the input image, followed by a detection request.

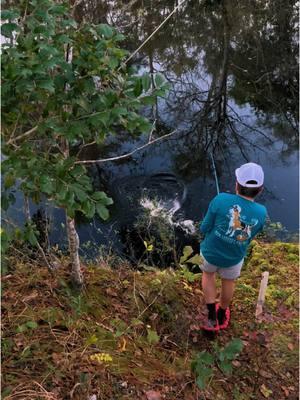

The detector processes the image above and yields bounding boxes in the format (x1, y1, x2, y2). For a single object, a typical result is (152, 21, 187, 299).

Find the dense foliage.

(1, 0, 167, 239)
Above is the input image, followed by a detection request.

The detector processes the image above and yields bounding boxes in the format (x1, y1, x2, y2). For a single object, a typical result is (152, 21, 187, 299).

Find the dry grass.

(2, 241, 299, 399)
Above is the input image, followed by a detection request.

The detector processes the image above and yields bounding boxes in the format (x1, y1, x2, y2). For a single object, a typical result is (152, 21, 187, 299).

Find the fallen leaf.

(281, 386, 289, 397)
(232, 360, 241, 367)
(256, 333, 266, 345)
(260, 384, 272, 398)
(23, 290, 39, 302)
(259, 370, 272, 379)
(287, 343, 294, 351)
(105, 287, 118, 297)
(118, 337, 127, 352)
(145, 390, 162, 400)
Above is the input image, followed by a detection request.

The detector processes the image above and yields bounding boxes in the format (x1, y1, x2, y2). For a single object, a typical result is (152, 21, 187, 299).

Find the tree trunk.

(63, 34, 83, 287)
(66, 215, 83, 287)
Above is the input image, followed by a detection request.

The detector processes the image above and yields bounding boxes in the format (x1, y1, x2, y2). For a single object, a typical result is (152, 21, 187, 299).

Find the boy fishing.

(200, 162, 267, 331)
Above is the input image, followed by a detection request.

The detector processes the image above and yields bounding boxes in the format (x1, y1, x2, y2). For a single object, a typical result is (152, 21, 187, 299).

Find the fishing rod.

(209, 151, 220, 195)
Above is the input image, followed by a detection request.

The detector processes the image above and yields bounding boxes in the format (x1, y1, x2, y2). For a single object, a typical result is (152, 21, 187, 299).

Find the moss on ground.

(2, 241, 299, 399)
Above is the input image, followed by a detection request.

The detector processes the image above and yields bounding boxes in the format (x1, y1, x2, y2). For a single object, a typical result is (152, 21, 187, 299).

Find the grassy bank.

(2, 241, 299, 399)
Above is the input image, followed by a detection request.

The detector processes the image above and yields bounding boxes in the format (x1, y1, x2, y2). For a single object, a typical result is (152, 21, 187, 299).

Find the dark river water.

(7, 0, 299, 257)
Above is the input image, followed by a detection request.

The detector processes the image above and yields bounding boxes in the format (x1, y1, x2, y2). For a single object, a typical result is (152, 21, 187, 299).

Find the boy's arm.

(252, 210, 268, 238)
(200, 197, 218, 234)
(256, 212, 269, 235)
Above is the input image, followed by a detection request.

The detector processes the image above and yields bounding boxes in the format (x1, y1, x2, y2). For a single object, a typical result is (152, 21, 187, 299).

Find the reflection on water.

(6, 0, 299, 254)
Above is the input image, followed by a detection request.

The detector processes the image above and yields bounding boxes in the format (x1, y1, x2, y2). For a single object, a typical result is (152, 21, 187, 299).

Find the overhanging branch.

(75, 129, 177, 165)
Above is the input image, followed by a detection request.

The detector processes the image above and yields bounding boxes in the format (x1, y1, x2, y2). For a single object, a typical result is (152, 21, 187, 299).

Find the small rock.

(88, 395, 97, 400)
(121, 381, 128, 389)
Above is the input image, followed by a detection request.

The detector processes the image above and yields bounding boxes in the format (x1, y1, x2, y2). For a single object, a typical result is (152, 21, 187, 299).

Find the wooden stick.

(255, 271, 269, 318)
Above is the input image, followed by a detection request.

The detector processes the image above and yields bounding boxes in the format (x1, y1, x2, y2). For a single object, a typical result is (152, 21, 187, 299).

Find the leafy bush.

(191, 338, 243, 389)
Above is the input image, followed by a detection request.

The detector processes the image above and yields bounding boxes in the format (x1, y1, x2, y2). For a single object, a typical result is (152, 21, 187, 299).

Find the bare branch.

(6, 125, 38, 145)
(76, 141, 97, 158)
(75, 129, 177, 165)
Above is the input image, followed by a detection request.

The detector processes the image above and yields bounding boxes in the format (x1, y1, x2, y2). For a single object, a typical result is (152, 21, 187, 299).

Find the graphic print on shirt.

(225, 205, 258, 241)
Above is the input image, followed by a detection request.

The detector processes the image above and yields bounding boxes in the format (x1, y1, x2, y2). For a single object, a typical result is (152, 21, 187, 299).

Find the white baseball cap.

(235, 162, 264, 187)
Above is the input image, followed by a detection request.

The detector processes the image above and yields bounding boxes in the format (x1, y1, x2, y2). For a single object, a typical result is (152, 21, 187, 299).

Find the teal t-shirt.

(200, 193, 267, 267)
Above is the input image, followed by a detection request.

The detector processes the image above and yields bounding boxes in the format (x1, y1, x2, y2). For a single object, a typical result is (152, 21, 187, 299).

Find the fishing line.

(120, 0, 187, 68)
(209, 151, 220, 195)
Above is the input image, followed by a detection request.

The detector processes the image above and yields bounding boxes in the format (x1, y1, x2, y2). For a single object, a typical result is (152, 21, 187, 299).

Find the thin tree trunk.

(66, 215, 83, 286)
(63, 40, 83, 287)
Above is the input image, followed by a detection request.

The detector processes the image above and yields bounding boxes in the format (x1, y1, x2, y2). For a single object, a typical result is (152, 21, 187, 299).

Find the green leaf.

(16, 324, 27, 333)
(96, 203, 109, 221)
(74, 97, 91, 112)
(1, 387, 12, 398)
(93, 192, 114, 206)
(142, 75, 151, 91)
(57, 186, 68, 201)
(74, 186, 88, 202)
(4, 174, 15, 189)
(108, 57, 119, 69)
(114, 33, 125, 42)
(83, 201, 95, 219)
(131, 318, 144, 327)
(26, 321, 38, 329)
(218, 350, 225, 362)
(49, 4, 68, 15)
(85, 334, 98, 345)
(154, 73, 165, 88)
(92, 191, 107, 201)
(223, 338, 243, 360)
(61, 18, 78, 29)
(1, 10, 20, 20)
(40, 175, 54, 194)
(37, 79, 55, 93)
(141, 96, 156, 105)
(147, 329, 160, 345)
(104, 197, 114, 206)
(180, 246, 193, 263)
(111, 107, 127, 118)
(195, 367, 213, 389)
(197, 351, 214, 366)
(133, 79, 143, 97)
(28, 230, 38, 246)
(98, 24, 114, 39)
(219, 360, 233, 376)
(1, 23, 19, 38)
(186, 254, 202, 265)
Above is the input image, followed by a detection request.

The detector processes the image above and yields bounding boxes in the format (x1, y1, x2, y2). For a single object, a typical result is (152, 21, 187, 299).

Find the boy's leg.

(199, 258, 218, 330)
(202, 271, 217, 304)
(217, 260, 243, 327)
(220, 279, 235, 309)
(217, 279, 235, 327)
(202, 271, 218, 330)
